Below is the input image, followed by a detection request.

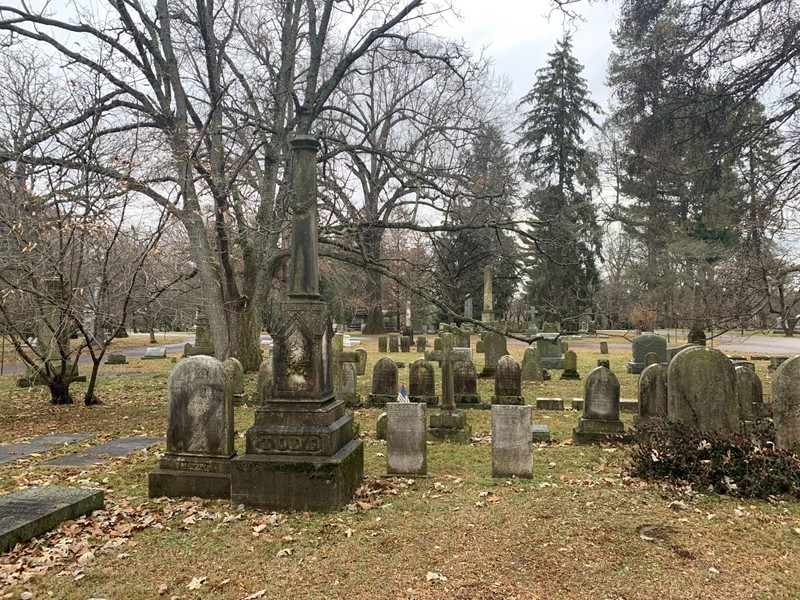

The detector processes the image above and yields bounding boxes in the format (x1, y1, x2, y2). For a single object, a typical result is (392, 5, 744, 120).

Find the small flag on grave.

(397, 384, 409, 403)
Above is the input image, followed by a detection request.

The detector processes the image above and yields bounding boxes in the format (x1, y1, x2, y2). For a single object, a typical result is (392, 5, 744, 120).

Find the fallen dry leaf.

(426, 571, 447, 582)
(187, 576, 207, 590)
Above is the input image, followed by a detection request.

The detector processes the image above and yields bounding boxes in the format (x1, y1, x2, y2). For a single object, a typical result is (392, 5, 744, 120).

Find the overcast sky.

(440, 1, 619, 113)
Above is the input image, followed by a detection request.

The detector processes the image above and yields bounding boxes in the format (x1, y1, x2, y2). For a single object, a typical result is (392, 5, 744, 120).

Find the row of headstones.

(383, 403, 536, 478)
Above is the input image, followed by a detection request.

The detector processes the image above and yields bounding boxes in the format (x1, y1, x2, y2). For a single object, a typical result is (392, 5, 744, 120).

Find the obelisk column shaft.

(482, 265, 494, 323)
(289, 136, 321, 299)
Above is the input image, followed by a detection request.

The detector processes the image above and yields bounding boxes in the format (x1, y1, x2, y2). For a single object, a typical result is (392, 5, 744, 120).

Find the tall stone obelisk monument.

(231, 135, 364, 510)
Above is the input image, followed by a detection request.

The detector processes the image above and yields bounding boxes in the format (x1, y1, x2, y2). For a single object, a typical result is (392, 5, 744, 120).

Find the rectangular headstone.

(531, 424, 551, 443)
(142, 347, 167, 359)
(386, 403, 427, 476)
(491, 404, 532, 479)
(0, 486, 104, 552)
(536, 398, 564, 411)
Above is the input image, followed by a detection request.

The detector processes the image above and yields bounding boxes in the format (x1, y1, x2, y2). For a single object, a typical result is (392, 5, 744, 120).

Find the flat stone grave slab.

(0, 486, 104, 552)
(0, 434, 93, 466)
(142, 347, 168, 359)
(43, 436, 162, 467)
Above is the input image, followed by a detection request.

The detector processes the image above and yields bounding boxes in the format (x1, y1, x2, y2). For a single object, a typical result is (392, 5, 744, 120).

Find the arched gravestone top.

(223, 357, 244, 395)
(734, 364, 763, 421)
(631, 333, 667, 363)
(667, 346, 739, 432)
(257, 358, 273, 404)
(409, 358, 435, 396)
(583, 366, 620, 421)
(495, 355, 522, 398)
(772, 355, 800, 451)
(637, 363, 667, 422)
(371, 357, 398, 394)
(521, 347, 543, 382)
(167, 355, 234, 457)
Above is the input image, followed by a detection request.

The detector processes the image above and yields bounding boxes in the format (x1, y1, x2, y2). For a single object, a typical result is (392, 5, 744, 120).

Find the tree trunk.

(48, 375, 73, 405)
(83, 360, 102, 405)
(783, 316, 796, 337)
(363, 269, 384, 334)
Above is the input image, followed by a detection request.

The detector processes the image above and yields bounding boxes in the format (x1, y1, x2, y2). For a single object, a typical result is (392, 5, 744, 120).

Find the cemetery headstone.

(378, 335, 388, 353)
(491, 405, 533, 479)
(481, 265, 494, 323)
(600, 341, 608, 355)
(531, 424, 551, 442)
(389, 334, 400, 353)
(182, 342, 194, 358)
(428, 332, 472, 443)
(453, 360, 482, 407)
(0, 487, 104, 552)
(667, 346, 739, 432)
(367, 357, 399, 407)
(627, 333, 667, 374)
(536, 398, 564, 411)
(525, 306, 539, 335)
(492, 355, 524, 405)
(645, 352, 659, 366)
(416, 336, 427, 353)
(521, 347, 543, 382)
(771, 356, 800, 451)
(224, 357, 246, 403)
(542, 322, 558, 333)
(230, 136, 362, 512)
(376, 412, 388, 441)
(537, 336, 564, 369)
(386, 403, 427, 476)
(475, 339, 485, 354)
(434, 337, 442, 351)
(340, 363, 360, 407)
(149, 355, 236, 499)
(409, 358, 438, 406)
(105, 353, 127, 365)
(400, 335, 411, 353)
(480, 331, 509, 377)
(190, 307, 215, 356)
(573, 367, 626, 444)
(635, 363, 667, 425)
(597, 359, 610, 369)
(257, 358, 273, 404)
(561, 350, 580, 380)
(735, 364, 763, 420)
(355, 348, 367, 376)
(687, 282, 707, 345)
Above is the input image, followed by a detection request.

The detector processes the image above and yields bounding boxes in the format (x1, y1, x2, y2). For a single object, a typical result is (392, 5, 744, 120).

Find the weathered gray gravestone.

(149, 355, 235, 499)
(428, 332, 472, 443)
(560, 350, 580, 380)
(667, 344, 696, 362)
(389, 334, 400, 353)
(536, 336, 564, 369)
(600, 341, 608, 355)
(0, 487, 104, 552)
(230, 136, 362, 511)
(182, 342, 194, 358)
(536, 397, 564, 411)
(475, 339, 485, 354)
(400, 335, 411, 353)
(491, 404, 533, 478)
(190, 306, 215, 356)
(481, 265, 494, 323)
(355, 348, 367, 376)
(521, 347, 543, 382)
(635, 363, 667, 425)
(257, 358, 273, 404)
(378, 336, 388, 353)
(453, 360, 482, 407)
(376, 412, 388, 441)
(367, 357, 399, 407)
(416, 336, 427, 353)
(480, 331, 509, 377)
(142, 347, 167, 359)
(434, 337, 442, 352)
(223, 357, 245, 401)
(409, 358, 438, 406)
(771, 356, 800, 451)
(491, 355, 524, 405)
(340, 363, 360, 408)
(735, 364, 763, 421)
(573, 367, 626, 444)
(597, 359, 610, 369)
(627, 333, 668, 374)
(386, 403, 427, 476)
(105, 353, 127, 365)
(667, 346, 739, 432)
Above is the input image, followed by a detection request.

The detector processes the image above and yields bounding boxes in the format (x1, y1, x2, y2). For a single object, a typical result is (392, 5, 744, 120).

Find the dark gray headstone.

(481, 332, 509, 377)
(636, 363, 667, 425)
(388, 334, 400, 353)
(367, 357, 398, 407)
(573, 367, 626, 444)
(409, 358, 437, 406)
(600, 341, 608, 355)
(492, 405, 532, 478)
(223, 357, 245, 396)
(0, 487, 104, 552)
(492, 355, 523, 405)
(341, 363, 360, 407)
(627, 333, 667, 374)
(355, 348, 367, 376)
(454, 360, 481, 406)
(386, 403, 427, 476)
(416, 336, 427, 353)
(521, 347, 543, 382)
(257, 359, 273, 404)
(105, 353, 127, 365)
(536, 336, 564, 369)
(378, 336, 388, 353)
(536, 398, 564, 411)
(735, 364, 763, 421)
(400, 335, 411, 353)
(560, 350, 580, 380)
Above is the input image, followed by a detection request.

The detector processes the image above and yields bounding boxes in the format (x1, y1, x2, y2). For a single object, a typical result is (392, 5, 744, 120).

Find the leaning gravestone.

(386, 403, 427, 476)
(521, 347, 543, 382)
(453, 360, 482, 407)
(409, 358, 437, 406)
(149, 355, 236, 499)
(771, 356, 800, 451)
(367, 357, 398, 407)
(480, 332, 509, 377)
(635, 363, 667, 425)
(667, 346, 739, 432)
(0, 487, 104, 552)
(627, 333, 667, 374)
(491, 404, 533, 479)
(537, 336, 564, 369)
(560, 350, 580, 380)
(492, 355, 524, 405)
(573, 367, 626, 444)
(735, 364, 763, 421)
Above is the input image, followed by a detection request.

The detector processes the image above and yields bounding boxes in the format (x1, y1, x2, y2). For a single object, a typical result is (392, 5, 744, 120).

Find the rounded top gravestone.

(257, 358, 273, 404)
(371, 357, 398, 395)
(167, 355, 234, 457)
(772, 355, 800, 451)
(583, 366, 620, 421)
(734, 364, 763, 421)
(667, 346, 738, 432)
(223, 357, 245, 395)
(495, 355, 522, 397)
(409, 358, 435, 396)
